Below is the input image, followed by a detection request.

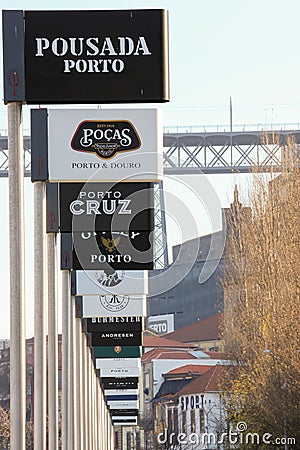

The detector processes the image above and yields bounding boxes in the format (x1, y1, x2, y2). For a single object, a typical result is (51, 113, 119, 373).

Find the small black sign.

(24, 10, 169, 104)
(72, 230, 154, 270)
(101, 377, 139, 390)
(59, 182, 154, 232)
(86, 317, 143, 333)
(90, 330, 142, 346)
(71, 120, 141, 159)
(110, 409, 139, 416)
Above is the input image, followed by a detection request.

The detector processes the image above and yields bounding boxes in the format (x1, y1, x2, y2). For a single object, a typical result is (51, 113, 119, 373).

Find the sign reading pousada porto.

(46, 109, 162, 182)
(3, 10, 169, 103)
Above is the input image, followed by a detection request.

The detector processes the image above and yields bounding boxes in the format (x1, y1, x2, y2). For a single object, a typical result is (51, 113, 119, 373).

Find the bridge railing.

(1, 127, 300, 175)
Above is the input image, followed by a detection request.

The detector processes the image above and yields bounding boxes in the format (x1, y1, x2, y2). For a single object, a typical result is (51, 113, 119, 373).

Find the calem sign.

(20, 9, 169, 104)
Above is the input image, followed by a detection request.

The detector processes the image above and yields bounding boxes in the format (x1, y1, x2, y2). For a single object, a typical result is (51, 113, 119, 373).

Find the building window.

(199, 409, 205, 432)
(190, 410, 196, 433)
(167, 407, 172, 432)
(209, 346, 219, 352)
(181, 410, 187, 433)
(173, 407, 179, 434)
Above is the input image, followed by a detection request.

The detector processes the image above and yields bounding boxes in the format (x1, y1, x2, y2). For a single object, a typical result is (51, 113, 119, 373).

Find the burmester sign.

(20, 9, 169, 104)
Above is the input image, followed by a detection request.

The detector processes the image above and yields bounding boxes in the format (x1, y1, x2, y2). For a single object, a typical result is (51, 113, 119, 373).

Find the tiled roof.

(164, 312, 223, 343)
(176, 365, 229, 396)
(142, 348, 197, 363)
(143, 335, 193, 349)
(165, 364, 214, 377)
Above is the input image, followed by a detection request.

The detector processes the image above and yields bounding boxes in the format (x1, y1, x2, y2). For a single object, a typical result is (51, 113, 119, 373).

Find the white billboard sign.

(147, 313, 175, 335)
(107, 401, 139, 409)
(95, 358, 141, 369)
(104, 389, 138, 396)
(100, 367, 141, 377)
(78, 295, 146, 318)
(48, 109, 162, 182)
(74, 270, 148, 295)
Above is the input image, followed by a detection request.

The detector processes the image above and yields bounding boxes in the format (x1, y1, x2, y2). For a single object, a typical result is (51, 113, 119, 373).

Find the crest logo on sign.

(71, 120, 141, 159)
(99, 294, 130, 312)
(95, 270, 125, 287)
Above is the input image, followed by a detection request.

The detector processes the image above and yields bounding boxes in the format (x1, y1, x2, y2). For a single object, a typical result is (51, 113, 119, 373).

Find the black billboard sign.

(110, 409, 139, 417)
(85, 316, 143, 333)
(59, 182, 154, 232)
(101, 377, 139, 390)
(90, 330, 142, 346)
(71, 230, 154, 271)
(23, 10, 169, 104)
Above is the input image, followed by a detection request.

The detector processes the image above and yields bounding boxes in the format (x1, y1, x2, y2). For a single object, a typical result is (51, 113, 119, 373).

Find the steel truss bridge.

(1, 128, 300, 176)
(1, 127, 300, 268)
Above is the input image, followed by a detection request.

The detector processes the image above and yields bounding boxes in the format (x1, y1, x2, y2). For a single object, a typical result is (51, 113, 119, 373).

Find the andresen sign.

(3, 9, 169, 104)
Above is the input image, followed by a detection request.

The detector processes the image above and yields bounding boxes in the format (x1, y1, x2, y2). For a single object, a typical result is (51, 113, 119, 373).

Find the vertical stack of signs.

(25, 8, 169, 430)
(41, 108, 162, 427)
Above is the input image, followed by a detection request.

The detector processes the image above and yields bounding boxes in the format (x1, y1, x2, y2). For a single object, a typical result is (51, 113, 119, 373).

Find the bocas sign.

(71, 119, 141, 160)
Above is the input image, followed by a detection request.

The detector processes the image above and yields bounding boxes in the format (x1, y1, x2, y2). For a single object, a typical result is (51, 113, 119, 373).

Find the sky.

(1, 0, 300, 338)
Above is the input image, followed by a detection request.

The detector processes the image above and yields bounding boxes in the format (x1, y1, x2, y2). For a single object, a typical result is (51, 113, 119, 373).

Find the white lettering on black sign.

(35, 36, 151, 73)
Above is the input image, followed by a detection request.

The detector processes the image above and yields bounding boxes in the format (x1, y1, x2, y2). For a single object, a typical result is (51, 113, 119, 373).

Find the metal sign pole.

(34, 180, 46, 450)
(69, 296, 76, 450)
(8, 101, 26, 450)
(61, 269, 70, 450)
(75, 317, 83, 449)
(82, 335, 89, 449)
(47, 232, 58, 450)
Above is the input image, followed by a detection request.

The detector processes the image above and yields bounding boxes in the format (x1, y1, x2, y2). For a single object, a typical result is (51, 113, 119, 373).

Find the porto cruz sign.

(46, 109, 162, 182)
(59, 182, 154, 232)
(5, 9, 169, 104)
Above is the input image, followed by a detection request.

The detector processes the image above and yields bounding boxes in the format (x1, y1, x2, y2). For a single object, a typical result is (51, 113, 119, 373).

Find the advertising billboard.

(92, 346, 142, 359)
(76, 295, 146, 318)
(59, 182, 154, 233)
(95, 358, 141, 370)
(23, 10, 169, 104)
(72, 270, 148, 296)
(147, 313, 175, 335)
(100, 367, 141, 377)
(46, 109, 162, 181)
(66, 231, 154, 271)
(91, 330, 142, 346)
(85, 316, 143, 333)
